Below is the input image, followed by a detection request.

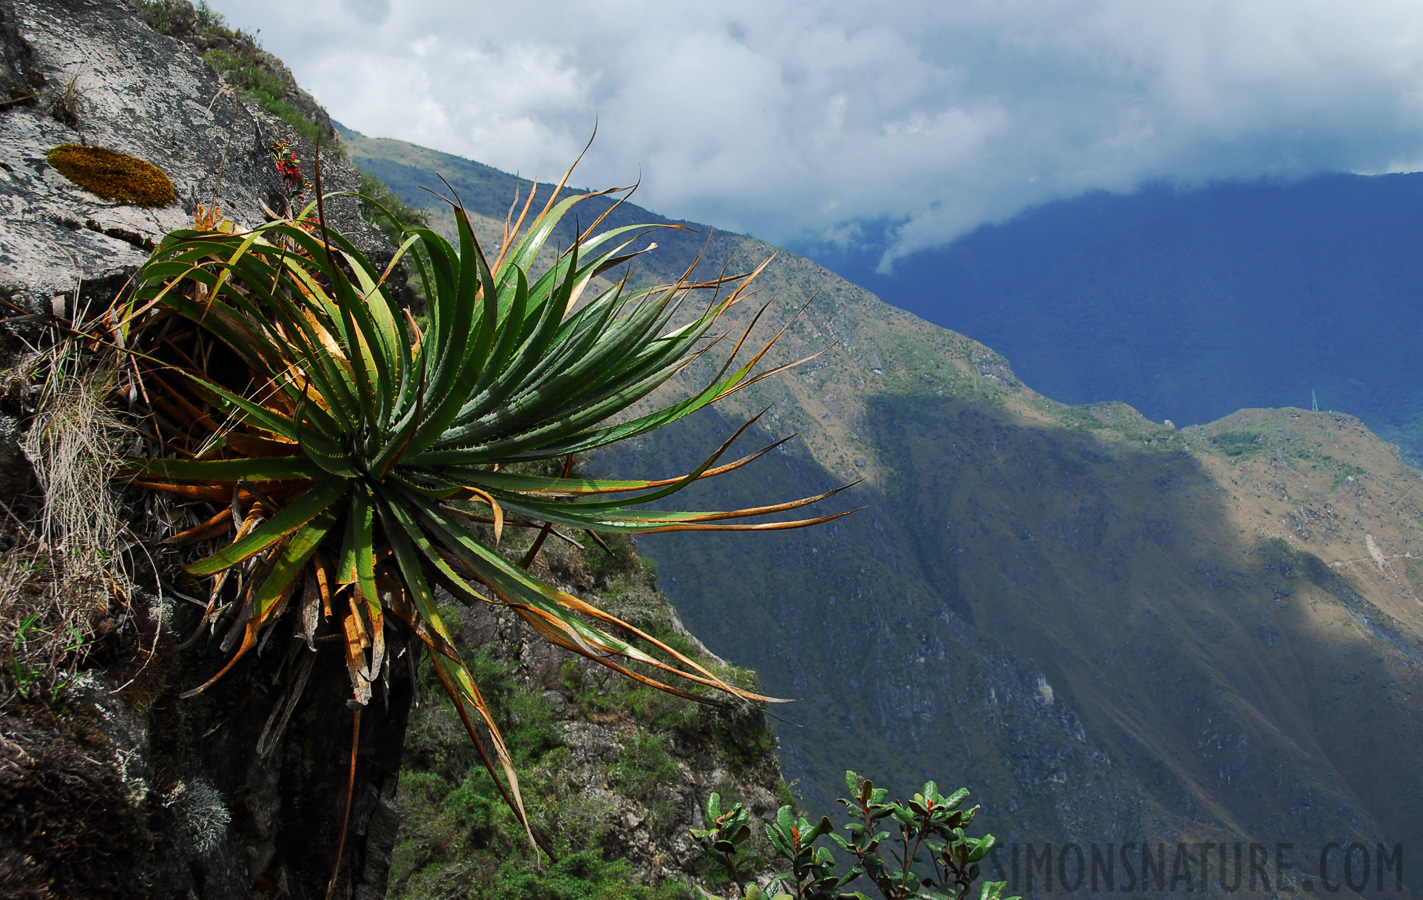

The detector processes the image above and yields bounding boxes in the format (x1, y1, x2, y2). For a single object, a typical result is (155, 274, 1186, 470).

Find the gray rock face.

(0, 2, 413, 897)
(0, 4, 37, 97)
(0, 0, 382, 319)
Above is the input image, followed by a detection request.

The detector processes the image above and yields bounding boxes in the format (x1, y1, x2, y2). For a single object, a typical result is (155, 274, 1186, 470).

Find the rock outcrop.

(0, 4, 791, 899)
(0, 1, 409, 896)
(0, 0, 382, 320)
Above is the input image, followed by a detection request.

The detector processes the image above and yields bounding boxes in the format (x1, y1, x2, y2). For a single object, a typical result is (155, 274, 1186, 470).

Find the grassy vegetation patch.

(135, 1, 333, 145)
(1051, 404, 1107, 432)
(585, 533, 648, 582)
(201, 49, 323, 145)
(1208, 427, 1370, 484)
(610, 733, 679, 800)
(490, 851, 696, 900)
(1211, 429, 1270, 458)
(390, 523, 785, 899)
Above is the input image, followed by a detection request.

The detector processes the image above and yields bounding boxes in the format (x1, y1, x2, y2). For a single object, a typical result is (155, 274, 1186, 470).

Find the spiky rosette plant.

(115, 163, 848, 842)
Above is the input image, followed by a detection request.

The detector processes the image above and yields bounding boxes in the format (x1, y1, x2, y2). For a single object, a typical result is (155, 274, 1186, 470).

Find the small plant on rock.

(46, 144, 175, 207)
(268, 139, 310, 203)
(691, 792, 755, 887)
(48, 73, 84, 127)
(695, 772, 1019, 900)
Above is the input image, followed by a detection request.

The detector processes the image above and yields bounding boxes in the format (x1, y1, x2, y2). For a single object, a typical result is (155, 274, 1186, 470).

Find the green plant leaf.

(186, 477, 349, 575)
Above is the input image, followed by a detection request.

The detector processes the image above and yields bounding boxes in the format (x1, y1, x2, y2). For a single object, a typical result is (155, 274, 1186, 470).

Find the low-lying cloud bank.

(208, 0, 1423, 268)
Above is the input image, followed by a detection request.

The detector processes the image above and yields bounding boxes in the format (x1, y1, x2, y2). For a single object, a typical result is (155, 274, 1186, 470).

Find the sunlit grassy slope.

(343, 124, 1423, 897)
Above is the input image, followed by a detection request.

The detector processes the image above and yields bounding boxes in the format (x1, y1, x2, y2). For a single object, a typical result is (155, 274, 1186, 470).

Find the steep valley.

(345, 127, 1423, 897)
(7, 2, 1419, 896)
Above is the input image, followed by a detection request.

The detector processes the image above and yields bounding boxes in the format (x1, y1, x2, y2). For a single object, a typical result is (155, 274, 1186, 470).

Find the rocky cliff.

(0, 0, 411, 895)
(0, 0, 386, 316)
(0, 2, 788, 898)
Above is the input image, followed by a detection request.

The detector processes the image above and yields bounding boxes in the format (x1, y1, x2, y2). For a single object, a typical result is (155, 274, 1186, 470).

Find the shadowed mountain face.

(808, 174, 1423, 462)
(342, 126, 1423, 897)
(632, 401, 1423, 884)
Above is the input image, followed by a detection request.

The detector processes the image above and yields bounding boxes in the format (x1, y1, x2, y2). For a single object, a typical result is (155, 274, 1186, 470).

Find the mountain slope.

(811, 174, 1423, 462)
(342, 126, 1423, 897)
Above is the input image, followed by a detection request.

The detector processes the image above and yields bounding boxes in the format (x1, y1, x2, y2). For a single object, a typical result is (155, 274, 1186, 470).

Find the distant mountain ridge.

(808, 173, 1423, 460)
(340, 124, 1423, 898)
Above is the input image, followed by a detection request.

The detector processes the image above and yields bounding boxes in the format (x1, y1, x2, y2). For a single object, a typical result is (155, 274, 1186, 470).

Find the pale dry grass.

(0, 338, 135, 703)
(20, 346, 130, 572)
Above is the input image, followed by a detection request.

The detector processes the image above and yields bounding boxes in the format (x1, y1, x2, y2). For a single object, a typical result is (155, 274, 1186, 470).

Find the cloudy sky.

(205, 0, 1423, 270)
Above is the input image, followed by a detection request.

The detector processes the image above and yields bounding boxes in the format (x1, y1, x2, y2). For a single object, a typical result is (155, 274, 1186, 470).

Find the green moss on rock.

(46, 144, 175, 207)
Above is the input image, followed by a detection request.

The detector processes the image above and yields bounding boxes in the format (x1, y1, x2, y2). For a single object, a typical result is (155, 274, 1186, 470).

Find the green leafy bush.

(609, 733, 679, 800)
(357, 167, 431, 243)
(492, 850, 697, 900)
(695, 773, 1021, 900)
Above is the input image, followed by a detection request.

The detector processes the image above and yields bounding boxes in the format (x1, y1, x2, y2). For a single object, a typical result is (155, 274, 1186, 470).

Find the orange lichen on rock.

(46, 144, 175, 207)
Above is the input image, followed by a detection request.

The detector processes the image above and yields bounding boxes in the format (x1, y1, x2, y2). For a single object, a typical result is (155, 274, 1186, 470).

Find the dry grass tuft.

(47, 73, 84, 128)
(21, 350, 130, 570)
(0, 340, 135, 703)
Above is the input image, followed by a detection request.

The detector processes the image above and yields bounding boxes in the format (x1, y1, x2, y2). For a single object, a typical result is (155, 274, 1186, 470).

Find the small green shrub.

(704, 697, 774, 766)
(1210, 429, 1269, 458)
(587, 533, 641, 580)
(446, 769, 500, 843)
(357, 167, 430, 241)
(135, 0, 225, 33)
(46, 144, 174, 206)
(134, 0, 197, 34)
(492, 850, 697, 900)
(695, 773, 1021, 900)
(506, 683, 562, 763)
(626, 683, 698, 734)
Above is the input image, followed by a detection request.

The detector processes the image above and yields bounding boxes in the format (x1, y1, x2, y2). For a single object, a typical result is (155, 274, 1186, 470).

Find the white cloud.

(204, 0, 1423, 268)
